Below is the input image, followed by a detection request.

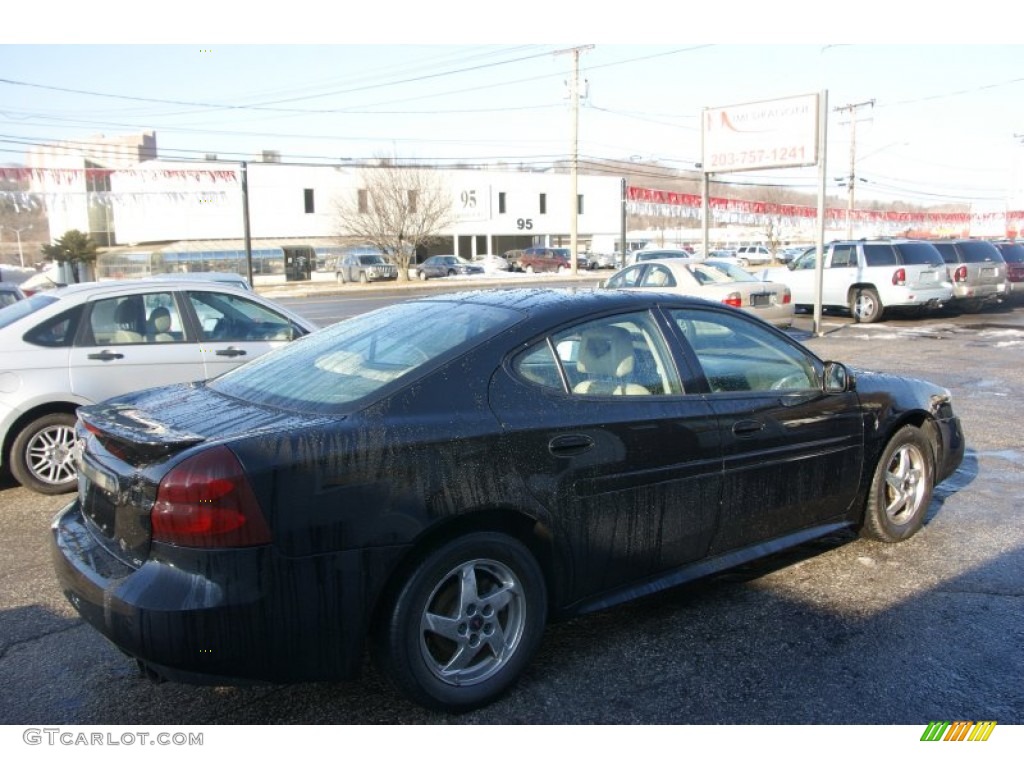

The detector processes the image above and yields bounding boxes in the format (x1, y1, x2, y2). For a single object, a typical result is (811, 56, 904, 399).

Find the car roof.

(406, 287, 722, 319)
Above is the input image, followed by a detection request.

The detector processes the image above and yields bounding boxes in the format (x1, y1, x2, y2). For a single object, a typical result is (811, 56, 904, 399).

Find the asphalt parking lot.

(0, 292, 1021, 730)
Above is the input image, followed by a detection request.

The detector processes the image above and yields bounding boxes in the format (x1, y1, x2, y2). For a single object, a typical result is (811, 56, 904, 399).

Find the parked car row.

(758, 238, 1009, 323)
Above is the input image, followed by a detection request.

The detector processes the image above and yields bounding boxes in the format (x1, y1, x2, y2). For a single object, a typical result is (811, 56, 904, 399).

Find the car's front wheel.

(10, 412, 78, 495)
(374, 532, 547, 712)
(851, 287, 883, 323)
(860, 425, 934, 542)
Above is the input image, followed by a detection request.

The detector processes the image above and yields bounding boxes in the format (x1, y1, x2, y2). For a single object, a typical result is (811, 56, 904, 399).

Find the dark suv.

(992, 240, 1024, 301)
(930, 239, 1007, 312)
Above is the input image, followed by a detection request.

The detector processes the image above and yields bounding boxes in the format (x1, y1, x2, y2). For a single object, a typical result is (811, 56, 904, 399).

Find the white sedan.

(0, 279, 315, 494)
(603, 258, 794, 328)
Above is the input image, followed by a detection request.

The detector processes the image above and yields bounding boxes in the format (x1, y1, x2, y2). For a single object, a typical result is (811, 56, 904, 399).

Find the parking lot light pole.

(3, 225, 31, 268)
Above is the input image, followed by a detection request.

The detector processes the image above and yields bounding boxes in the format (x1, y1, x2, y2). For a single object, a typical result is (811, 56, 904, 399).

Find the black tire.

(359, 271, 369, 284)
(374, 532, 547, 712)
(446, 269, 456, 277)
(860, 425, 934, 542)
(336, 270, 347, 284)
(418, 270, 427, 281)
(9, 412, 78, 495)
(851, 287, 883, 323)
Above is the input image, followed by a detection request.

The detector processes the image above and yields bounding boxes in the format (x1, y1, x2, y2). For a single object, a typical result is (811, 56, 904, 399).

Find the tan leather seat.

(112, 301, 143, 344)
(147, 306, 174, 342)
(572, 325, 649, 396)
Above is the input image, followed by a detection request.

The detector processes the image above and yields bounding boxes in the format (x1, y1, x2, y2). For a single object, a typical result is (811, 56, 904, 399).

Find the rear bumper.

(51, 500, 399, 684)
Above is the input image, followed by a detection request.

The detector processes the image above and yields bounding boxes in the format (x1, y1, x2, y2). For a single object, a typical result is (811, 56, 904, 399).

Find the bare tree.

(334, 160, 455, 281)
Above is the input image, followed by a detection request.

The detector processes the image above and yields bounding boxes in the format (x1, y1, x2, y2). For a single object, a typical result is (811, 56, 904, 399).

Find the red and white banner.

(626, 185, 1024, 239)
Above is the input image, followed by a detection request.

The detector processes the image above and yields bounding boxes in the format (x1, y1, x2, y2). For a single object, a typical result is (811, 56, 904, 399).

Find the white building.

(105, 159, 623, 262)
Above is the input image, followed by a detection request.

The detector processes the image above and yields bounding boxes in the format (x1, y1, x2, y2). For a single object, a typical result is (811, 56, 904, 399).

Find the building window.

(358, 189, 368, 214)
(539, 193, 547, 214)
(577, 194, 584, 215)
(304, 188, 315, 214)
(499, 192, 506, 214)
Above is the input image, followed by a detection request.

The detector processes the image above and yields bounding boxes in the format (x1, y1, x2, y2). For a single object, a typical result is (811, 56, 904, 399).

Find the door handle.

(732, 419, 764, 437)
(215, 347, 248, 358)
(87, 350, 124, 361)
(548, 434, 594, 456)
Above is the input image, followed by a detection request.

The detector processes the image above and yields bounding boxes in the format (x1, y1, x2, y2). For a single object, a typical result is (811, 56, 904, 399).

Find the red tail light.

(151, 445, 271, 548)
(892, 268, 906, 286)
(782, 287, 792, 304)
(954, 265, 968, 282)
(722, 292, 743, 308)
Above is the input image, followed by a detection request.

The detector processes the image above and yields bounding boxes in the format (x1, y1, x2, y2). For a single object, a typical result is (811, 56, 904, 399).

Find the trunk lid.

(75, 381, 338, 566)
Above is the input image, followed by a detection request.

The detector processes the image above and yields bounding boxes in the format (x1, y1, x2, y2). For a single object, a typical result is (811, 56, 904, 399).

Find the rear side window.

(513, 311, 683, 396)
(957, 241, 1003, 263)
(862, 244, 897, 267)
(895, 242, 945, 266)
(23, 305, 84, 347)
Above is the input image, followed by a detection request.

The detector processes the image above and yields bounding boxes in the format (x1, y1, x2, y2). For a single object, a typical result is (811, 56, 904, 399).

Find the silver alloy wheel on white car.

(10, 413, 78, 495)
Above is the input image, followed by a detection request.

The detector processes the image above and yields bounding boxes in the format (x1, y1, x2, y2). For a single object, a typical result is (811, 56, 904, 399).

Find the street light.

(2, 225, 31, 268)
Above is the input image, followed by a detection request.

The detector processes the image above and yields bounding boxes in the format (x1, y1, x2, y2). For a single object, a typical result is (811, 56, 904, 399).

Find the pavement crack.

(0, 620, 84, 663)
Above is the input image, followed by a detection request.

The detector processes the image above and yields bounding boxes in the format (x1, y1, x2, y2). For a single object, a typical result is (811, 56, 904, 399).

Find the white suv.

(759, 239, 953, 323)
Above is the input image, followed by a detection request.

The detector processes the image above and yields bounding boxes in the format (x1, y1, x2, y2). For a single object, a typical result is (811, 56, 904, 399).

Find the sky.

(1, 5, 1023, 213)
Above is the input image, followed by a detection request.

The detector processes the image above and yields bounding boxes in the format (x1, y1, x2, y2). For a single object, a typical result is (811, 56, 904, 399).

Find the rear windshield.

(894, 242, 945, 266)
(994, 243, 1024, 264)
(937, 241, 1004, 264)
(0, 292, 58, 330)
(209, 300, 520, 413)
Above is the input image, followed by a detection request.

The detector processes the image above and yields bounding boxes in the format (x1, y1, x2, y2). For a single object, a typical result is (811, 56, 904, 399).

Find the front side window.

(670, 308, 818, 393)
(513, 311, 683, 396)
(830, 244, 859, 268)
(640, 265, 677, 288)
(188, 291, 298, 342)
(605, 266, 644, 289)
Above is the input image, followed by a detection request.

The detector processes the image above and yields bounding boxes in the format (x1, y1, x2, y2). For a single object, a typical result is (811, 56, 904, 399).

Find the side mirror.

(823, 361, 855, 393)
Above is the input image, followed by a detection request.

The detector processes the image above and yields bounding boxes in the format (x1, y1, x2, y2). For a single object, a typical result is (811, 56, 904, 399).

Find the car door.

(68, 290, 206, 402)
(184, 289, 303, 378)
(666, 306, 864, 554)
(488, 309, 722, 604)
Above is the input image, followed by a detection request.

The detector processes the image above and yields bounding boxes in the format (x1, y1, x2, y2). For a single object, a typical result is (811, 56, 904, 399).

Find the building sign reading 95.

(702, 93, 820, 174)
(455, 186, 490, 222)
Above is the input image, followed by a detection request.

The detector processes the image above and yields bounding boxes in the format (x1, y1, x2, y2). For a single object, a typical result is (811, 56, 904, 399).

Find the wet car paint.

(51, 289, 965, 701)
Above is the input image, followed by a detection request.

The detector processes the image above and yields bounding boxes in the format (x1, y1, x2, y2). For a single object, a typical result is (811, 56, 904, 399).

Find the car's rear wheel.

(851, 287, 883, 323)
(10, 412, 78, 495)
(418, 270, 427, 281)
(359, 272, 369, 284)
(374, 532, 547, 712)
(525, 265, 535, 274)
(860, 425, 934, 542)
(447, 269, 456, 277)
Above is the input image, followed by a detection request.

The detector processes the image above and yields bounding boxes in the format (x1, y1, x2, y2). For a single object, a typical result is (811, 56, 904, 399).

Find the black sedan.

(52, 289, 964, 712)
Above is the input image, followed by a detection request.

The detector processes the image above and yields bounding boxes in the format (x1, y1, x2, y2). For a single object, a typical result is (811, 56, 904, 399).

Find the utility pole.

(556, 45, 593, 275)
(835, 100, 875, 239)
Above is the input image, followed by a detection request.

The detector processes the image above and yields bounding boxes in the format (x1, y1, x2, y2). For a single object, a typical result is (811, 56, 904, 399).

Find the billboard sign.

(702, 94, 820, 173)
